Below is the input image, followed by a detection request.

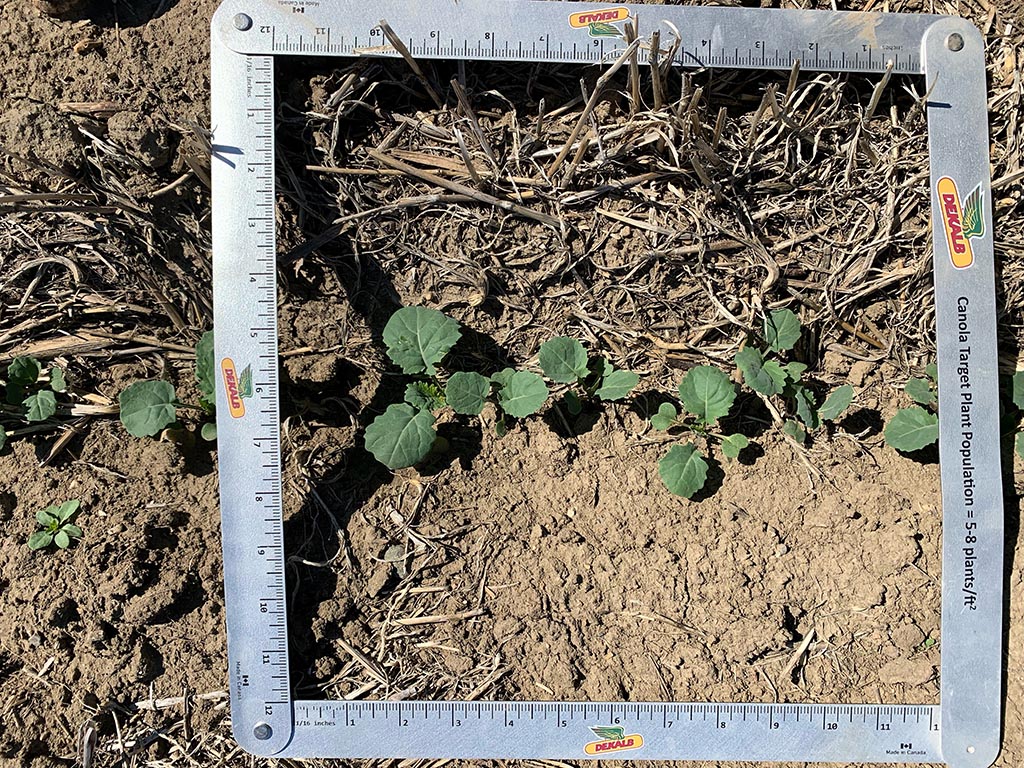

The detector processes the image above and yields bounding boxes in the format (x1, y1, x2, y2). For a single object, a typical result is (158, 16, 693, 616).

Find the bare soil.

(1, 1, 1023, 768)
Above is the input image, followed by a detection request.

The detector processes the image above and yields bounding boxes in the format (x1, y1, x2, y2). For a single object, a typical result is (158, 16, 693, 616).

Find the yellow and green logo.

(568, 7, 630, 37)
(584, 725, 644, 755)
(221, 358, 253, 418)
(937, 177, 984, 269)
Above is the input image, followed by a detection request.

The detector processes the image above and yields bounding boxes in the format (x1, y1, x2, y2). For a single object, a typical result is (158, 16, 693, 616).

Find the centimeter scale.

(209, 1, 1004, 765)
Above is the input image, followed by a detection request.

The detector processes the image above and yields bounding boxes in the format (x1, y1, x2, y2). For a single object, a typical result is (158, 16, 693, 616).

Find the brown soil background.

(1, 1, 1022, 768)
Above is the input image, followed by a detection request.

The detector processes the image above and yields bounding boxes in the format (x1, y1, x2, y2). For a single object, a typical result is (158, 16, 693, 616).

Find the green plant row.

(363, 306, 854, 499)
(363, 307, 640, 469)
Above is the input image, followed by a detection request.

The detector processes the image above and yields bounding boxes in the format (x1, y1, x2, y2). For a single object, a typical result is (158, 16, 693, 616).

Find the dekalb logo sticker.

(937, 177, 984, 269)
(569, 6, 630, 36)
(584, 726, 644, 755)
(221, 358, 253, 418)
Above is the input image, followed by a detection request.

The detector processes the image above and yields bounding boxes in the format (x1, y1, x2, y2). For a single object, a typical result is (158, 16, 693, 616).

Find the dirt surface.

(336, 406, 945, 705)
(1, 1, 1023, 768)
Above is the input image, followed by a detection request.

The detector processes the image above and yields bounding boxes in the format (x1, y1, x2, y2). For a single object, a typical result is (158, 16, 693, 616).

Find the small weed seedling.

(365, 306, 553, 469)
(119, 331, 217, 440)
(650, 365, 745, 498)
(1, 356, 69, 450)
(736, 309, 854, 443)
(537, 336, 639, 415)
(28, 499, 83, 551)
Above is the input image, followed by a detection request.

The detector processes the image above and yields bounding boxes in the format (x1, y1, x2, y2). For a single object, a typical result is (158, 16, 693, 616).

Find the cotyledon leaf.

(736, 347, 785, 396)
(720, 433, 749, 459)
(595, 368, 639, 401)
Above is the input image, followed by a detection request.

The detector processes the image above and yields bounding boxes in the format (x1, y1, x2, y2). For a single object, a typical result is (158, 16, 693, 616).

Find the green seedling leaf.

(364, 403, 437, 469)
(884, 406, 939, 452)
(54, 500, 79, 522)
(596, 369, 639, 401)
(497, 371, 549, 418)
(678, 365, 735, 426)
(736, 347, 786, 396)
(24, 390, 57, 422)
(50, 367, 66, 393)
(404, 382, 445, 411)
(382, 306, 461, 375)
(490, 368, 516, 389)
(404, 383, 431, 410)
(445, 371, 490, 416)
(789, 383, 819, 430)
(783, 361, 807, 383)
(1016, 431, 1024, 459)
(119, 380, 177, 438)
(659, 443, 709, 498)
(650, 402, 678, 431)
(782, 419, 806, 444)
(1013, 371, 1024, 411)
(538, 337, 589, 383)
(0, 425, 6, 451)
(28, 531, 53, 550)
(8, 356, 41, 387)
(819, 384, 854, 422)
(196, 331, 216, 406)
(721, 433, 749, 459)
(28, 500, 82, 552)
(201, 422, 218, 442)
(764, 309, 801, 353)
(925, 363, 938, 382)
(905, 378, 936, 406)
(563, 390, 583, 416)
